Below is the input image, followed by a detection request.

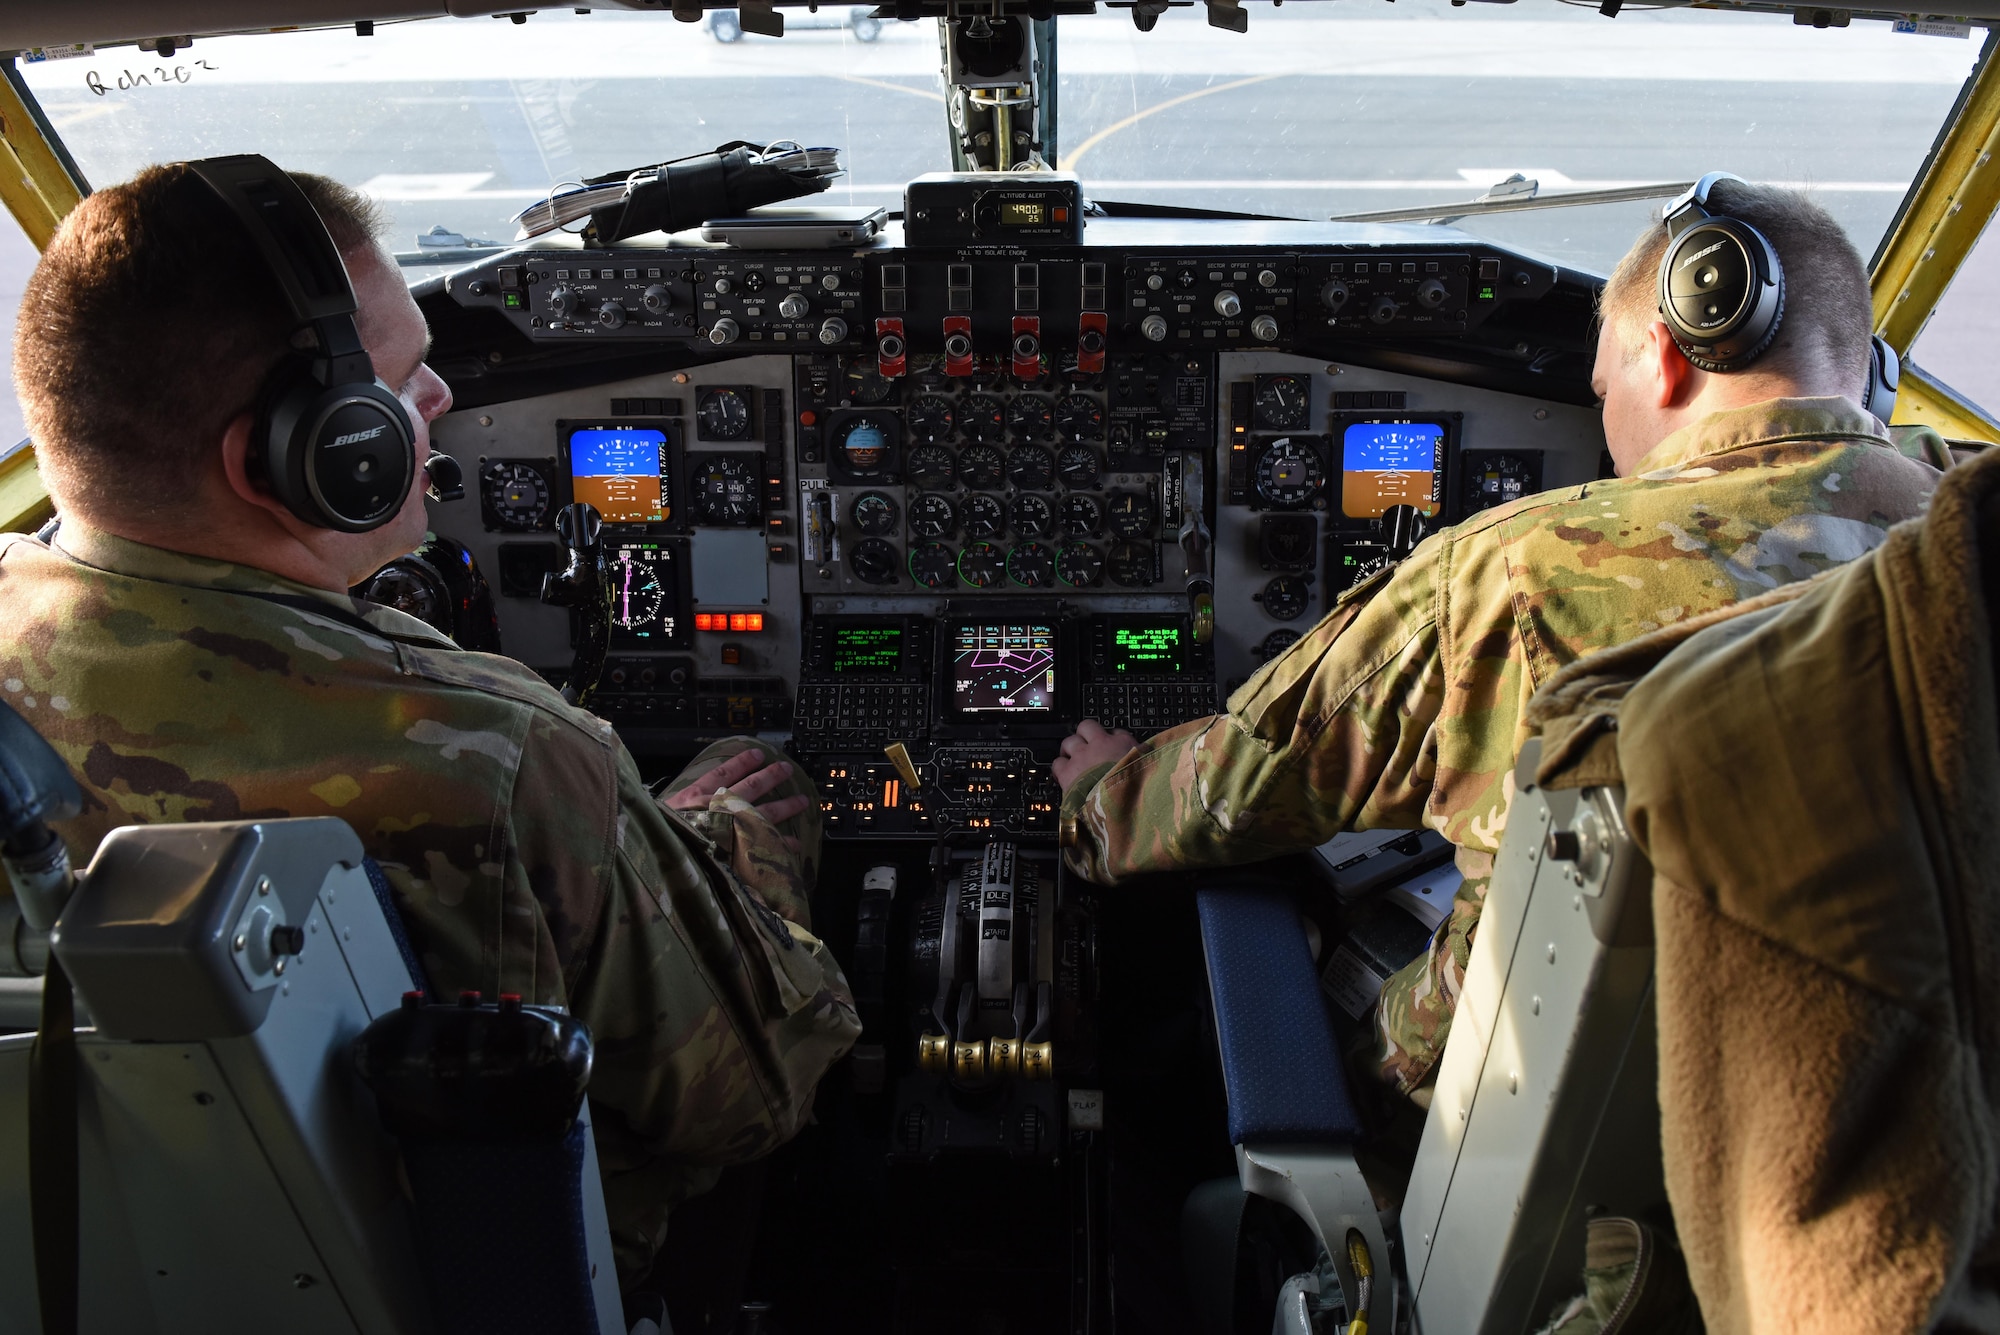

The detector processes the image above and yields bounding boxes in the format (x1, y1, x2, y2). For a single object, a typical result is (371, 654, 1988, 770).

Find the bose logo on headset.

(184, 154, 420, 534)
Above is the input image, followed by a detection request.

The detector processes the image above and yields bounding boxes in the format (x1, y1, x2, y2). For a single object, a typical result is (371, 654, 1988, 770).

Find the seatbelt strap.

(29, 956, 78, 1335)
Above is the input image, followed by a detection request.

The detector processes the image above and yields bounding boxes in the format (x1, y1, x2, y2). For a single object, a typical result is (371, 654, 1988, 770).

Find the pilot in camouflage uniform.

(1060, 397, 1943, 1101)
(0, 520, 860, 1282)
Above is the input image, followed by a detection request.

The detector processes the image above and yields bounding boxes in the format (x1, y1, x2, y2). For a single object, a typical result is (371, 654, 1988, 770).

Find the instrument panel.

(422, 215, 1606, 838)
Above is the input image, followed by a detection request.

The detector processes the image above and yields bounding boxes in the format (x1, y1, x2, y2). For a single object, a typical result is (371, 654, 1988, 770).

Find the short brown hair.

(14, 163, 386, 526)
(1600, 179, 1873, 394)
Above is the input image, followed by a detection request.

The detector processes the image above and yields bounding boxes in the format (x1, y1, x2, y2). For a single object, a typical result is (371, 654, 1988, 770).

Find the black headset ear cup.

(261, 368, 417, 533)
(1657, 214, 1786, 374)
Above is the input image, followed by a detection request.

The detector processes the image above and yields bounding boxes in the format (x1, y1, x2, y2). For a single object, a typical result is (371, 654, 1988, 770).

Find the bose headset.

(186, 154, 459, 533)
(1657, 170, 1899, 422)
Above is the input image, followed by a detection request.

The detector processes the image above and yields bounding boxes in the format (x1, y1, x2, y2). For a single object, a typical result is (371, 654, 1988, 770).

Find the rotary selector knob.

(821, 273, 842, 290)
(1416, 278, 1449, 309)
(1213, 290, 1243, 318)
(1250, 314, 1280, 343)
(713, 277, 733, 295)
(1146, 273, 1166, 291)
(1369, 296, 1400, 325)
(641, 284, 672, 314)
(1140, 314, 1169, 343)
(546, 284, 579, 316)
(943, 330, 974, 360)
(779, 292, 810, 319)
(709, 318, 741, 345)
(597, 301, 627, 330)
(1321, 280, 1350, 312)
(819, 316, 849, 345)
(1258, 268, 1279, 288)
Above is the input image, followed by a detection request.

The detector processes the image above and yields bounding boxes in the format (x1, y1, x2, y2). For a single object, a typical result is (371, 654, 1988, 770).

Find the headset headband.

(1661, 171, 1749, 237)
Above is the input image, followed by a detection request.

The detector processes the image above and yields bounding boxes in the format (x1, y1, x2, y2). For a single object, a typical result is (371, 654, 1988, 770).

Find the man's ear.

(218, 412, 296, 522)
(1642, 320, 1698, 409)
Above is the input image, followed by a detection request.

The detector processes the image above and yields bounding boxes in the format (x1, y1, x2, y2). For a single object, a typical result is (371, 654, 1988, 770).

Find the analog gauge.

(1260, 574, 1311, 621)
(1107, 540, 1155, 588)
(1007, 543, 1056, 588)
(695, 387, 752, 441)
(1462, 452, 1542, 514)
(1061, 494, 1104, 537)
(1057, 541, 1105, 588)
(1006, 446, 1056, 492)
(687, 454, 761, 525)
(957, 444, 1006, 491)
(479, 460, 552, 531)
(1106, 490, 1156, 540)
(848, 537, 899, 585)
(1054, 394, 1105, 442)
(907, 394, 955, 443)
(908, 492, 957, 539)
(358, 557, 449, 628)
(906, 444, 956, 490)
(850, 491, 899, 536)
(609, 556, 667, 629)
(1253, 374, 1312, 430)
(833, 414, 897, 476)
(1009, 493, 1055, 538)
(1056, 445, 1102, 490)
(962, 494, 1006, 539)
(962, 395, 1007, 442)
(846, 359, 897, 405)
(958, 542, 1006, 589)
(1008, 395, 1054, 440)
(1257, 629, 1303, 663)
(1255, 437, 1326, 510)
(909, 541, 957, 590)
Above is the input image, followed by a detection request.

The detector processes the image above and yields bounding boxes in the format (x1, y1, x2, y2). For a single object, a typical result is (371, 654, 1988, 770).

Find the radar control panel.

(421, 214, 1606, 843)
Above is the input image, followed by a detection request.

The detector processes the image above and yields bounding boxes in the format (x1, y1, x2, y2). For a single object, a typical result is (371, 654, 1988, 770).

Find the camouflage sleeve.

(1061, 541, 1448, 883)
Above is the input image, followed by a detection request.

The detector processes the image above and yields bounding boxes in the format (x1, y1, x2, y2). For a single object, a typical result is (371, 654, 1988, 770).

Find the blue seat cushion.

(1196, 875, 1362, 1145)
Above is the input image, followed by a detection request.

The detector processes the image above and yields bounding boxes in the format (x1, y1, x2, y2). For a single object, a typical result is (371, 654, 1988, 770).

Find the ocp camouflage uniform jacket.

(1060, 397, 1941, 1100)
(0, 523, 859, 1279)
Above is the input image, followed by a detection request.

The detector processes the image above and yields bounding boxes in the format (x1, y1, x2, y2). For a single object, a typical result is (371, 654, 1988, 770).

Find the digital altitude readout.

(831, 625, 902, 675)
(1108, 624, 1186, 674)
(952, 624, 1056, 714)
(1000, 200, 1048, 227)
(1340, 422, 1445, 520)
(569, 427, 668, 524)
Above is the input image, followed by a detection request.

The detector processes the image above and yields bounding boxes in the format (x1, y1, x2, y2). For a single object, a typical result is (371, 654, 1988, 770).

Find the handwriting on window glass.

(86, 61, 219, 96)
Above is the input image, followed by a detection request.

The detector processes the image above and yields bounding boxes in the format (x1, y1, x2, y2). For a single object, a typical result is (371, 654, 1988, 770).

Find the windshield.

(14, 4, 1985, 276)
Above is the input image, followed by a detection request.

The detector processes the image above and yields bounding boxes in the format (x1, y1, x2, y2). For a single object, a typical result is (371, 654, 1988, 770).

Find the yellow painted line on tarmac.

(1061, 74, 1280, 175)
(841, 74, 946, 104)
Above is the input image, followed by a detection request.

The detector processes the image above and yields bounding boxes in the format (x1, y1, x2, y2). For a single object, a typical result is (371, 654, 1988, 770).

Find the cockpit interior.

(0, 1, 1997, 1332)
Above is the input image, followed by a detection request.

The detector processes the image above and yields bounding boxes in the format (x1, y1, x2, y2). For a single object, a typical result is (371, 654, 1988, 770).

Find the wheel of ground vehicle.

(851, 11, 881, 41)
(709, 10, 742, 42)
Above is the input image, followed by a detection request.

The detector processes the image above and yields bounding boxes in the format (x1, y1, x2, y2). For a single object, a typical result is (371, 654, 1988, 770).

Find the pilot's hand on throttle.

(1052, 718, 1139, 794)
(667, 749, 814, 837)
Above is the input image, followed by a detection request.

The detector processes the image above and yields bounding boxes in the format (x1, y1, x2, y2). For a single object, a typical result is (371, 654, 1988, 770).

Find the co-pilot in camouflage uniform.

(0, 523, 859, 1282)
(1061, 398, 1942, 1102)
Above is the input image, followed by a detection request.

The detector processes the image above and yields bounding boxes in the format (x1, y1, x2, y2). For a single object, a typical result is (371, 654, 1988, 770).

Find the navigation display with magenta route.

(569, 427, 669, 524)
(951, 624, 1056, 714)
(1340, 421, 1445, 519)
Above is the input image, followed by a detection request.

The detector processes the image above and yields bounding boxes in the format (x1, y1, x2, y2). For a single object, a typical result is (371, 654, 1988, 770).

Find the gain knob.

(597, 301, 627, 330)
(1250, 314, 1280, 343)
(546, 284, 579, 317)
(1416, 277, 1449, 309)
(1321, 279, 1350, 313)
(1213, 290, 1242, 318)
(709, 318, 741, 346)
(779, 292, 810, 319)
(943, 330, 974, 360)
(1369, 296, 1400, 325)
(641, 284, 672, 314)
(819, 316, 849, 344)
(1140, 314, 1170, 343)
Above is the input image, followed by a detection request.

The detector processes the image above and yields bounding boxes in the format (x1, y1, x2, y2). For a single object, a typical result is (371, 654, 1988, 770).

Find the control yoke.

(539, 502, 612, 709)
(0, 698, 81, 972)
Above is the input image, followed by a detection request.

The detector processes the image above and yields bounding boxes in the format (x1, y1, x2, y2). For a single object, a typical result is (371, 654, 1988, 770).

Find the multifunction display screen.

(1107, 622, 1187, 675)
(951, 624, 1056, 714)
(608, 542, 683, 647)
(831, 624, 903, 675)
(1340, 422, 1445, 519)
(569, 427, 669, 524)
